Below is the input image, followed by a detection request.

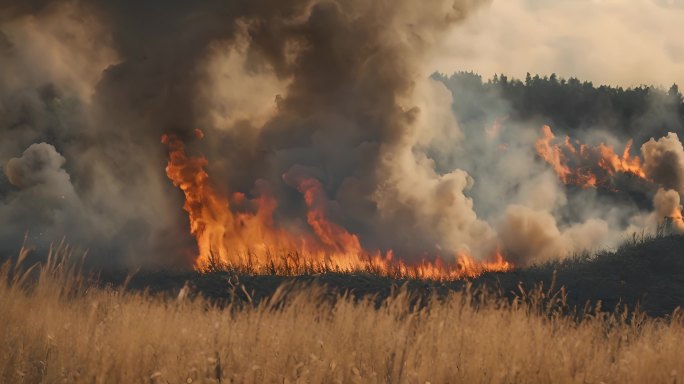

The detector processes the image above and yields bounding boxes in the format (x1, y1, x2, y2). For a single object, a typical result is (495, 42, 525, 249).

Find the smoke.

(6, 143, 69, 190)
(642, 133, 684, 193)
(1, 0, 682, 269)
(0, 0, 499, 267)
(652, 188, 683, 225)
(201, 0, 497, 260)
(1, 144, 84, 249)
(650, 188, 684, 233)
(498, 205, 610, 265)
(434, 68, 684, 263)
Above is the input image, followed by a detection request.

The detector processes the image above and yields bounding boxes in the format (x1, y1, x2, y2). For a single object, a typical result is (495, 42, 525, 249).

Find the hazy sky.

(432, 0, 684, 87)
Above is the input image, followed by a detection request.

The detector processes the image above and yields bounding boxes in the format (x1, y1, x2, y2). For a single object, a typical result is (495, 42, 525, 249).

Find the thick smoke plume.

(1, 0, 682, 269)
(0, 0, 496, 268)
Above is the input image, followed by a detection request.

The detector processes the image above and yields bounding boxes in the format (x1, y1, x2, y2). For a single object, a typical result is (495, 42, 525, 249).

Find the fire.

(162, 132, 512, 280)
(535, 125, 648, 188)
(597, 140, 647, 178)
(535, 125, 572, 184)
(286, 175, 363, 255)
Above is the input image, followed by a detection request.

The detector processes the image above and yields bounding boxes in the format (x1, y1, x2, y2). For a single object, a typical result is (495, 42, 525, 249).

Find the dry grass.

(1, 246, 684, 383)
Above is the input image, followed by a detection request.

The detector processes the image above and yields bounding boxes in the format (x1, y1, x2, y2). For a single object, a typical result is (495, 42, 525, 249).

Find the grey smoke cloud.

(6, 143, 69, 190)
(1, 143, 86, 256)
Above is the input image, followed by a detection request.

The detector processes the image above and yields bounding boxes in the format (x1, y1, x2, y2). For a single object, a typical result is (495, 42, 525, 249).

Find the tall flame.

(162, 133, 512, 280)
(535, 125, 648, 188)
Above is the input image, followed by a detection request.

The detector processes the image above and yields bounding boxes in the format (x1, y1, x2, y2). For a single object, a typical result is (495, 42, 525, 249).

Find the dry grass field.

(2, 247, 684, 384)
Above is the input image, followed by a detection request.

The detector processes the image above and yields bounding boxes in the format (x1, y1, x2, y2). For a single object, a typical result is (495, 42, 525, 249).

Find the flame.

(290, 176, 363, 255)
(597, 140, 647, 178)
(162, 133, 512, 280)
(535, 125, 572, 184)
(535, 125, 648, 189)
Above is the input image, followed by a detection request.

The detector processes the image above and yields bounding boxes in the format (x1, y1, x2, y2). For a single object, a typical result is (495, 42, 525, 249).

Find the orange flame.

(289, 176, 363, 255)
(535, 125, 572, 184)
(597, 140, 647, 178)
(535, 125, 648, 188)
(162, 133, 512, 280)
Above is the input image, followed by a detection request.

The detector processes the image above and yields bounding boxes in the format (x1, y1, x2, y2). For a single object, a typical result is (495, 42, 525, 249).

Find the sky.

(431, 0, 684, 87)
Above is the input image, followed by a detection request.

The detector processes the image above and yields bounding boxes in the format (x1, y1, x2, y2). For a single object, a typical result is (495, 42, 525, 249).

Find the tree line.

(434, 71, 684, 142)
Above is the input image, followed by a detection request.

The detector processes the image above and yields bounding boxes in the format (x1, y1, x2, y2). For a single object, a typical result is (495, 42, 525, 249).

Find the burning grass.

(162, 133, 513, 280)
(198, 248, 512, 281)
(2, 246, 684, 383)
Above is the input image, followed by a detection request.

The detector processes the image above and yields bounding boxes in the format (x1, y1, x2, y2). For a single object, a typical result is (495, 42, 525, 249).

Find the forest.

(435, 71, 684, 144)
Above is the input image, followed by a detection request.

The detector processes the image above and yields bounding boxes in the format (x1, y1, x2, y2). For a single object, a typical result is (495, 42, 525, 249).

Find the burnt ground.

(101, 235, 684, 317)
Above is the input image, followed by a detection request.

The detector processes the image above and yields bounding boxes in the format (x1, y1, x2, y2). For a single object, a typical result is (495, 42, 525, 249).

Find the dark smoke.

(0, 0, 494, 267)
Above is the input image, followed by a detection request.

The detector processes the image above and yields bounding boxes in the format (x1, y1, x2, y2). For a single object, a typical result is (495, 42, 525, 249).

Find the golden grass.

(1, 246, 683, 383)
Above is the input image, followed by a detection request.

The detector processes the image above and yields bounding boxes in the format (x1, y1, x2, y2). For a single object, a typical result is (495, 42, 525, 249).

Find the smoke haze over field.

(1, 0, 683, 269)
